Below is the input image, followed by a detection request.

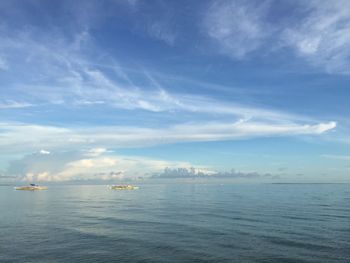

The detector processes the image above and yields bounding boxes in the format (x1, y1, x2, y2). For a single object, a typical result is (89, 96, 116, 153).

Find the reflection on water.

(1, 184, 350, 262)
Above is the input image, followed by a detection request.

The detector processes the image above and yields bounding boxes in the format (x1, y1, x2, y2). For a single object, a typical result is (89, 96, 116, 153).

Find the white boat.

(14, 184, 48, 191)
(110, 185, 139, 190)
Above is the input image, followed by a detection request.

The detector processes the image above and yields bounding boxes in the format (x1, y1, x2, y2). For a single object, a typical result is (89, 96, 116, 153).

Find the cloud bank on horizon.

(0, 0, 349, 182)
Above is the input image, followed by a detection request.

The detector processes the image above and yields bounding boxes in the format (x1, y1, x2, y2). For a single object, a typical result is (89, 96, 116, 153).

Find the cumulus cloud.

(6, 150, 192, 182)
(5, 149, 278, 182)
(24, 172, 51, 182)
(154, 167, 275, 179)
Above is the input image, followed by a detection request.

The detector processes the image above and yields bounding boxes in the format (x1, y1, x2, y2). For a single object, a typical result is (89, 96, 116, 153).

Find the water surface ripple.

(1, 184, 349, 262)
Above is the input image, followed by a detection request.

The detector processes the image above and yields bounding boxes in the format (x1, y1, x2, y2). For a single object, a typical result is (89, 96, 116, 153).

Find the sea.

(0, 183, 350, 262)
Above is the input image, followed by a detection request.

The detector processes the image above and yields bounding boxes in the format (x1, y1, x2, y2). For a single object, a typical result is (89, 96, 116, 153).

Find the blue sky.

(0, 0, 349, 182)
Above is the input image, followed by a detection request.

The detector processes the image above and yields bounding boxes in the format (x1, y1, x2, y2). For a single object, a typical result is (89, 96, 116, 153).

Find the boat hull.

(14, 186, 47, 191)
(110, 185, 139, 190)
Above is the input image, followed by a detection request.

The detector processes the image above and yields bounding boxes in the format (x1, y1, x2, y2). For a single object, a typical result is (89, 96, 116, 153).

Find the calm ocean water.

(1, 183, 350, 262)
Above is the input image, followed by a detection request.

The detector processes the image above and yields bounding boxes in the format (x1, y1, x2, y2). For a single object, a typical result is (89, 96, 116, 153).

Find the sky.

(0, 0, 349, 183)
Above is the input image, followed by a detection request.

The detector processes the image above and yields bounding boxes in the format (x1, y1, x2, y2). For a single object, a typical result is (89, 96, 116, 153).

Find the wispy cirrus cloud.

(322, 154, 350, 161)
(204, 0, 271, 59)
(0, 22, 316, 124)
(147, 21, 177, 46)
(0, 101, 33, 109)
(0, 120, 336, 155)
(39, 149, 50, 155)
(283, 0, 350, 74)
(0, 3, 339, 168)
(0, 56, 8, 70)
(203, 0, 350, 74)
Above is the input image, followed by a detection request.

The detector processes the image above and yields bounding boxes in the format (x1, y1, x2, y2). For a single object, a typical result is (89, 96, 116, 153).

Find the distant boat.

(14, 183, 48, 191)
(110, 185, 139, 190)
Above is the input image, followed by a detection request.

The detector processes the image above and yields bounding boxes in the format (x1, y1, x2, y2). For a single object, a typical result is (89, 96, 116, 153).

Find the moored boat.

(14, 184, 47, 191)
(110, 185, 139, 190)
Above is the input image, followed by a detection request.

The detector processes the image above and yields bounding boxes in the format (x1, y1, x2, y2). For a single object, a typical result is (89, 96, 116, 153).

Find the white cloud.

(0, 101, 32, 109)
(69, 67, 301, 122)
(23, 172, 51, 182)
(13, 151, 192, 182)
(9, 150, 278, 182)
(203, 0, 350, 73)
(39, 149, 50, 155)
(322, 154, 350, 161)
(0, 27, 304, 122)
(127, 0, 139, 7)
(148, 21, 176, 46)
(0, 2, 342, 159)
(0, 12, 332, 125)
(204, 0, 271, 59)
(84, 148, 108, 157)
(283, 0, 350, 74)
(0, 120, 336, 154)
(156, 167, 274, 179)
(0, 56, 8, 70)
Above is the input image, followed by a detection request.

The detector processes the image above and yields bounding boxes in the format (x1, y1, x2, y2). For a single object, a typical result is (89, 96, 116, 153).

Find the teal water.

(0, 184, 350, 262)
